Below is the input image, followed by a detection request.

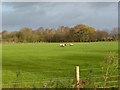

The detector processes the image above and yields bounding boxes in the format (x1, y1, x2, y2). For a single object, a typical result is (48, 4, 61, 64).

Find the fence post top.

(76, 66, 79, 68)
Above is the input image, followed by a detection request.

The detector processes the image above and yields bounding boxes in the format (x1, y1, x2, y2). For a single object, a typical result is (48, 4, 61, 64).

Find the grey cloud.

(3, 2, 38, 8)
(88, 2, 117, 8)
(2, 2, 118, 31)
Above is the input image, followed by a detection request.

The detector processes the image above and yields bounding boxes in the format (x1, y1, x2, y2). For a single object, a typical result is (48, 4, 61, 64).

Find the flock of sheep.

(59, 43, 74, 47)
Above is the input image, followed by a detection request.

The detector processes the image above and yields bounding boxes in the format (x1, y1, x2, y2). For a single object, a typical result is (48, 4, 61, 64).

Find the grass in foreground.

(2, 42, 118, 87)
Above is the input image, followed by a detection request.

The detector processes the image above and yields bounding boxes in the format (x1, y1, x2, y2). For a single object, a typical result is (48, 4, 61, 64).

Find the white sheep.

(60, 43, 65, 47)
(70, 43, 74, 46)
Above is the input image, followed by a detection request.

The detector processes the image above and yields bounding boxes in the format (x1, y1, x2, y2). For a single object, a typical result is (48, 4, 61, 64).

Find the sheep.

(60, 43, 74, 47)
(60, 43, 65, 47)
(70, 43, 74, 46)
(64, 43, 67, 46)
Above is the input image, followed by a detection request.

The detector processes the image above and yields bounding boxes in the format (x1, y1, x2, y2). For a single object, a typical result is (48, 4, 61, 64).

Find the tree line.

(2, 24, 118, 43)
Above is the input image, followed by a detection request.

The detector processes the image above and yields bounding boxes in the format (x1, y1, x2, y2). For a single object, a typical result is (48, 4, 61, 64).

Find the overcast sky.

(2, 2, 118, 31)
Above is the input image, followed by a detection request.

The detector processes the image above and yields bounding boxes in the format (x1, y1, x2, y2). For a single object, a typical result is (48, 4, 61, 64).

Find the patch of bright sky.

(2, 4, 14, 12)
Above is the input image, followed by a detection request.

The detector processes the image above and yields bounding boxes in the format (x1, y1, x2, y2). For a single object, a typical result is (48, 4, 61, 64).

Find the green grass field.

(2, 42, 118, 87)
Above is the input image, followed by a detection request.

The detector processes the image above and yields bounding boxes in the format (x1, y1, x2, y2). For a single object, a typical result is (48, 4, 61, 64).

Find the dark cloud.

(2, 2, 118, 31)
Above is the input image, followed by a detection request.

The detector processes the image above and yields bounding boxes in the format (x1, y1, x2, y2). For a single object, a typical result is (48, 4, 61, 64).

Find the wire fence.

(2, 67, 119, 88)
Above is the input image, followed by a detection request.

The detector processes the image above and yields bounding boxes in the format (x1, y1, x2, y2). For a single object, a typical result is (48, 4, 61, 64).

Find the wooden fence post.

(76, 66, 80, 89)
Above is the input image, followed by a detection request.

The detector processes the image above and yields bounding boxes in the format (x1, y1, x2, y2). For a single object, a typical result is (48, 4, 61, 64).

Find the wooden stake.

(76, 66, 80, 89)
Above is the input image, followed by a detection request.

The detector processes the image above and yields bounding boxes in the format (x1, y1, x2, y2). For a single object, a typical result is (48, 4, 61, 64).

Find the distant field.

(2, 42, 118, 87)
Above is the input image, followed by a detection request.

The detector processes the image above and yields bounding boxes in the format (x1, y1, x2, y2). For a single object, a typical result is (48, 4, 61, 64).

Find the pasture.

(2, 42, 118, 87)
